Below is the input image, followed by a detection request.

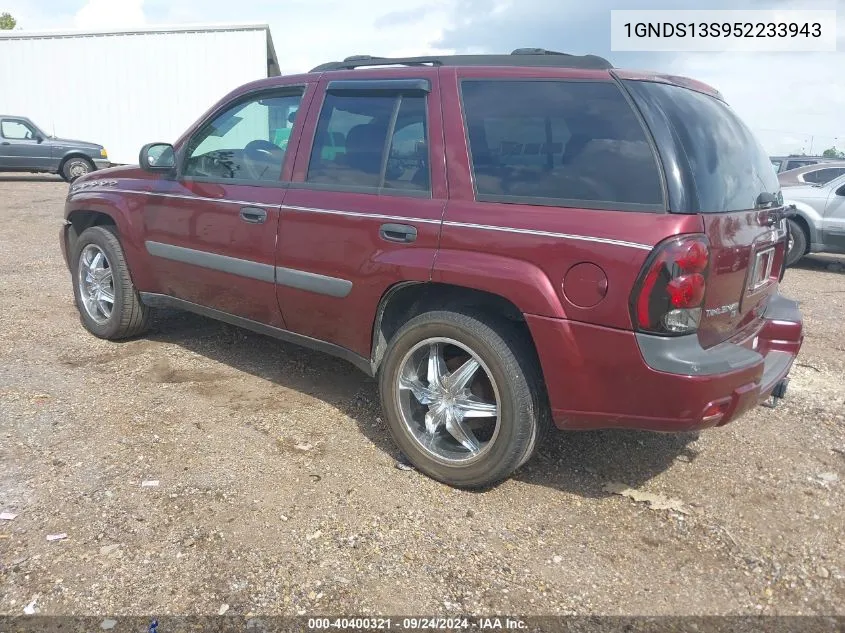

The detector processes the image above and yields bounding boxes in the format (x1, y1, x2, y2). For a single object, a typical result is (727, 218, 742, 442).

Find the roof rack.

(310, 49, 613, 72)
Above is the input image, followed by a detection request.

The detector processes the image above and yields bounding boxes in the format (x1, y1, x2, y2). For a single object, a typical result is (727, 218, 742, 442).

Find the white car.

(783, 173, 845, 266)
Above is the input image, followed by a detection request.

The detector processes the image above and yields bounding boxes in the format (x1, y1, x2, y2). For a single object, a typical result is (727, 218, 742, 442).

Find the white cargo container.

(0, 24, 280, 165)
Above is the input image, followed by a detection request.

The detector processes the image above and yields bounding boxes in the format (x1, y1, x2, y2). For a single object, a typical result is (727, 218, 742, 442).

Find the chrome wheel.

(395, 337, 500, 465)
(77, 244, 115, 324)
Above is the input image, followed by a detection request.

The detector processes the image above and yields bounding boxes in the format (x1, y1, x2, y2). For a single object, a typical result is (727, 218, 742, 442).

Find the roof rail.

(310, 50, 613, 72)
(510, 48, 568, 56)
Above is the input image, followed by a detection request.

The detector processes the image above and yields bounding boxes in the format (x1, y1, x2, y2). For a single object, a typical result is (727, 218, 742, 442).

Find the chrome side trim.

(145, 241, 275, 283)
(275, 267, 353, 298)
(442, 221, 653, 251)
(281, 204, 441, 226)
(76, 189, 652, 251)
(283, 205, 651, 250)
(70, 187, 280, 210)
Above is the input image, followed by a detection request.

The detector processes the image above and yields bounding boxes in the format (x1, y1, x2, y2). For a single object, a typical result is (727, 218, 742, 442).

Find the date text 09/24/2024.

(307, 617, 528, 630)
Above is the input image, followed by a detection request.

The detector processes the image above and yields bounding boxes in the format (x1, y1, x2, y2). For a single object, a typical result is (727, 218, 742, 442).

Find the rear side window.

(626, 81, 780, 213)
(786, 159, 817, 171)
(803, 167, 845, 184)
(307, 93, 430, 193)
(460, 80, 664, 211)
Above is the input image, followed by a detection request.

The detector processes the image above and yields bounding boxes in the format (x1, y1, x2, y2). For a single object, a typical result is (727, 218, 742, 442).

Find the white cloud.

(670, 52, 845, 155)
(148, 0, 458, 74)
(74, 0, 146, 29)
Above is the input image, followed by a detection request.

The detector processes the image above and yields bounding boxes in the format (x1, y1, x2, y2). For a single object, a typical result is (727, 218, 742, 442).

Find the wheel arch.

(66, 209, 118, 255)
(785, 200, 821, 246)
(58, 152, 95, 173)
(64, 201, 152, 290)
(370, 281, 543, 375)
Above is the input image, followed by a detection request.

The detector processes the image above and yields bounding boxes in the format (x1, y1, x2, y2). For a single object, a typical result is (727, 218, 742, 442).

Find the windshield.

(625, 81, 780, 213)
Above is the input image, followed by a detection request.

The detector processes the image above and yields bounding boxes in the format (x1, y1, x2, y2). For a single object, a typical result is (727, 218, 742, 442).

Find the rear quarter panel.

(436, 67, 702, 328)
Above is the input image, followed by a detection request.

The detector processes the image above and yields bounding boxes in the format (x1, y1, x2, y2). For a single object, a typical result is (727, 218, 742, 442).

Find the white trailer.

(0, 24, 280, 165)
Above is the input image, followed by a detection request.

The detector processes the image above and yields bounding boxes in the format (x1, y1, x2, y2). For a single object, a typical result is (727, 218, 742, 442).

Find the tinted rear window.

(626, 81, 779, 213)
(460, 80, 664, 211)
(806, 167, 845, 184)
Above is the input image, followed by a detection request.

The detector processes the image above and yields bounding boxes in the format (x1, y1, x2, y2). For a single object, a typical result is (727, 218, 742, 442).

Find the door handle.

(379, 223, 417, 243)
(239, 206, 267, 224)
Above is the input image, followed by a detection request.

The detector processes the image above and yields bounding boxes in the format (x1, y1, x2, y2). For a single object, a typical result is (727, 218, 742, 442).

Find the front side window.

(460, 80, 664, 210)
(1, 120, 37, 140)
(307, 92, 430, 193)
(183, 91, 303, 182)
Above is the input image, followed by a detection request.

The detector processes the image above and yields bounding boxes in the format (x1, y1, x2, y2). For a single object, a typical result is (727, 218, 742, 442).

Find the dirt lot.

(0, 174, 843, 618)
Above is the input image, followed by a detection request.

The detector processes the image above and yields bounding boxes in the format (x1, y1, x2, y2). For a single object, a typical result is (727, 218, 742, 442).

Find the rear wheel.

(378, 310, 550, 488)
(61, 157, 94, 182)
(71, 226, 150, 339)
(785, 218, 808, 267)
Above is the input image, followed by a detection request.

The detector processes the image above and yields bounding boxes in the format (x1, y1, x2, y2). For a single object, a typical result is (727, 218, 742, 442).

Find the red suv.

(60, 50, 804, 488)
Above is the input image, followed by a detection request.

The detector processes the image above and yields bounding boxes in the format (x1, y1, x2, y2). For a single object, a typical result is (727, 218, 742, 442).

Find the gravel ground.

(0, 174, 843, 618)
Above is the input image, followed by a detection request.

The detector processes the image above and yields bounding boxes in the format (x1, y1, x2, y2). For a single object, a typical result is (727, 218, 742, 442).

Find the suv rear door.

(622, 77, 788, 348)
(277, 69, 447, 358)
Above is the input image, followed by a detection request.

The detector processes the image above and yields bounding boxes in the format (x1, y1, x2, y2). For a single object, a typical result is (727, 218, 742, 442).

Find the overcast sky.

(2, 0, 842, 155)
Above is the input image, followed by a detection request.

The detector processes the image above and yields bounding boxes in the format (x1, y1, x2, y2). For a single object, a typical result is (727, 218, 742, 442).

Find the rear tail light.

(631, 235, 710, 335)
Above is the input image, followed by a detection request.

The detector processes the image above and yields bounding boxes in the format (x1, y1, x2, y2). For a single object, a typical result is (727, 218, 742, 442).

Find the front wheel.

(378, 310, 550, 488)
(61, 157, 94, 182)
(71, 226, 151, 339)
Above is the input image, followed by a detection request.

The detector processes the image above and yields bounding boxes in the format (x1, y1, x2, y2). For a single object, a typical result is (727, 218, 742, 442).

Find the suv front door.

(140, 85, 313, 328)
(0, 118, 50, 172)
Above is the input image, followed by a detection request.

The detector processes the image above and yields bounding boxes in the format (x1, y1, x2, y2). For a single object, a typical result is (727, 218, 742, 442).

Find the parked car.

(770, 155, 839, 174)
(0, 115, 109, 181)
(782, 173, 845, 266)
(778, 161, 845, 187)
(59, 50, 804, 488)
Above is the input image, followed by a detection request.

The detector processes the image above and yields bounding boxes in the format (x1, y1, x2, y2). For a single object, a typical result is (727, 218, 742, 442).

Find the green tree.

(0, 12, 16, 30)
(822, 147, 845, 159)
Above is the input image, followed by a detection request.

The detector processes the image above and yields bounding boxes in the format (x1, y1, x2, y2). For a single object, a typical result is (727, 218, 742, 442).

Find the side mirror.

(35, 135, 44, 143)
(140, 142, 176, 172)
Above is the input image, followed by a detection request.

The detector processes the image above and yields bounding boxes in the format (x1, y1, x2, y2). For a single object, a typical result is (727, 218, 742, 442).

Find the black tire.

(785, 218, 808, 267)
(71, 225, 151, 339)
(378, 309, 551, 489)
(61, 156, 95, 182)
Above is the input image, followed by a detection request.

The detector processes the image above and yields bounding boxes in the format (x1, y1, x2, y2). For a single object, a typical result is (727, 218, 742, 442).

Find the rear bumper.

(527, 294, 803, 432)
